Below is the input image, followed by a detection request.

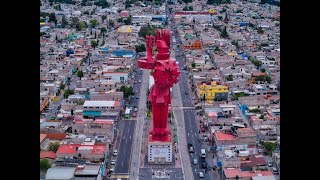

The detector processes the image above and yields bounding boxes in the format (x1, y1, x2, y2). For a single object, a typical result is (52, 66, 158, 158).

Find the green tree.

(94, 0, 109, 8)
(117, 17, 123, 23)
(64, 89, 75, 99)
(109, 19, 114, 27)
(259, 114, 265, 119)
(53, 4, 61, 11)
(135, 44, 146, 53)
(90, 19, 99, 28)
(191, 62, 196, 68)
(257, 27, 264, 34)
(183, 6, 189, 11)
(101, 27, 107, 36)
(49, 13, 57, 24)
(40, 159, 51, 170)
(81, 0, 88, 6)
(76, 70, 84, 79)
(226, 74, 234, 81)
(138, 25, 157, 38)
(262, 142, 276, 153)
(224, 12, 229, 23)
(220, 26, 228, 38)
(124, 16, 132, 25)
(261, 68, 266, 73)
(189, 6, 193, 11)
(48, 142, 60, 152)
(40, 32, 46, 36)
(101, 15, 107, 23)
(76, 21, 87, 31)
(61, 15, 68, 28)
(91, 40, 98, 49)
(120, 85, 134, 99)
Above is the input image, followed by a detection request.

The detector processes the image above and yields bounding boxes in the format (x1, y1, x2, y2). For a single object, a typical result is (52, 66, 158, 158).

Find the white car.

(113, 150, 118, 156)
(193, 158, 198, 165)
(198, 172, 204, 178)
(109, 165, 114, 172)
(110, 159, 116, 165)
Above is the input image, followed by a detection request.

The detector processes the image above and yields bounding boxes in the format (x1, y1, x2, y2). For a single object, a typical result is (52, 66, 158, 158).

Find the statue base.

(147, 132, 173, 164)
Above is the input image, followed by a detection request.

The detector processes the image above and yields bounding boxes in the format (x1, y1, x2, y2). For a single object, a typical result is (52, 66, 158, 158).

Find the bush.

(40, 159, 51, 170)
(48, 142, 60, 152)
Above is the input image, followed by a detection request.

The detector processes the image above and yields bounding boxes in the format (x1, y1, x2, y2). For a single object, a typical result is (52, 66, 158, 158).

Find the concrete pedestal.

(147, 133, 173, 164)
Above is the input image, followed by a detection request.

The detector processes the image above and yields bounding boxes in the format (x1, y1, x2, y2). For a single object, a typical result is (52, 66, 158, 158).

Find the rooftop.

(215, 131, 237, 141)
(83, 100, 120, 107)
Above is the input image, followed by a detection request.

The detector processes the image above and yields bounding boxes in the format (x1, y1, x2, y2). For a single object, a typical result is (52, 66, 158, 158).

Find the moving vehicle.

(202, 162, 207, 169)
(188, 143, 194, 153)
(198, 172, 204, 178)
(200, 149, 206, 158)
(109, 165, 114, 172)
(113, 150, 118, 156)
(193, 158, 198, 165)
(138, 79, 141, 83)
(132, 112, 137, 117)
(267, 161, 273, 167)
(185, 91, 188, 95)
(134, 106, 138, 112)
(110, 159, 116, 165)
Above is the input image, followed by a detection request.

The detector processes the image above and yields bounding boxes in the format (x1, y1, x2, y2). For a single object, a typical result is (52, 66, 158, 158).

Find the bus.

(125, 108, 131, 119)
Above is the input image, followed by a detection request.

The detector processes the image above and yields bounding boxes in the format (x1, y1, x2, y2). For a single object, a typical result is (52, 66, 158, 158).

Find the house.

(82, 100, 121, 119)
(40, 134, 49, 150)
(45, 167, 76, 180)
(74, 165, 103, 180)
(223, 167, 273, 180)
(240, 154, 267, 171)
(197, 81, 229, 103)
(72, 119, 115, 141)
(89, 91, 123, 101)
(40, 151, 57, 164)
(40, 121, 62, 133)
(56, 144, 106, 161)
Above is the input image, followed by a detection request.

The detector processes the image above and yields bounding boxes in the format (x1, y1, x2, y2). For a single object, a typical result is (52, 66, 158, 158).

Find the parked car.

(110, 159, 116, 165)
(267, 161, 273, 167)
(139, 79, 141, 83)
(132, 112, 137, 117)
(113, 150, 118, 156)
(134, 107, 138, 112)
(109, 165, 114, 172)
(272, 167, 279, 174)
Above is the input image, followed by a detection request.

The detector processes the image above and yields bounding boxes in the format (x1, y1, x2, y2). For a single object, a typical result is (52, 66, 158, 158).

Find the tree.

(48, 142, 60, 152)
(61, 15, 68, 28)
(226, 74, 233, 81)
(53, 4, 61, 11)
(109, 19, 114, 27)
(64, 89, 75, 98)
(71, 17, 79, 28)
(224, 12, 229, 23)
(124, 16, 132, 25)
(261, 68, 266, 73)
(40, 32, 46, 36)
(138, 25, 157, 39)
(220, 26, 229, 38)
(81, 0, 88, 6)
(191, 62, 196, 68)
(117, 17, 123, 23)
(91, 40, 98, 49)
(101, 15, 107, 23)
(135, 44, 146, 53)
(101, 27, 107, 36)
(94, 0, 110, 8)
(120, 85, 134, 99)
(40, 159, 51, 170)
(76, 21, 87, 31)
(257, 27, 264, 34)
(189, 6, 193, 11)
(49, 13, 57, 24)
(259, 114, 265, 119)
(90, 19, 99, 28)
(183, 6, 189, 11)
(262, 142, 276, 153)
(77, 70, 84, 79)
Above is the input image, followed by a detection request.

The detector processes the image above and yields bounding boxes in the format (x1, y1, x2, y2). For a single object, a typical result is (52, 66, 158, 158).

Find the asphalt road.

(112, 120, 136, 175)
(169, 14, 218, 180)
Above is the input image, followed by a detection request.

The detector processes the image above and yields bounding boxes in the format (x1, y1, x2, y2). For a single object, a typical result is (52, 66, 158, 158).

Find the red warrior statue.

(138, 29, 180, 141)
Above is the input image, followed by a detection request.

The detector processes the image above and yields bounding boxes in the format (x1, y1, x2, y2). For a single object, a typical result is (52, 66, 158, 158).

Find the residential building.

(56, 144, 106, 161)
(197, 81, 229, 103)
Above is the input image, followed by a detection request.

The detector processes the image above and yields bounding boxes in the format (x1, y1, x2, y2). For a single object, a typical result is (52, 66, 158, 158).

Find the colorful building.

(197, 82, 228, 103)
(184, 41, 202, 50)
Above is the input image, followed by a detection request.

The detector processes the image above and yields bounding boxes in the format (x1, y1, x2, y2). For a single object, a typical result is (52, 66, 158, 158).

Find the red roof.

(224, 168, 273, 178)
(215, 131, 236, 141)
(57, 144, 106, 155)
(40, 134, 47, 143)
(40, 151, 56, 159)
(114, 101, 120, 107)
(46, 133, 67, 140)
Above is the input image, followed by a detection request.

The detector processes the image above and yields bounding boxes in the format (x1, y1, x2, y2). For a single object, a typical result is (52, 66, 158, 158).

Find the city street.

(170, 13, 219, 179)
(111, 120, 136, 179)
